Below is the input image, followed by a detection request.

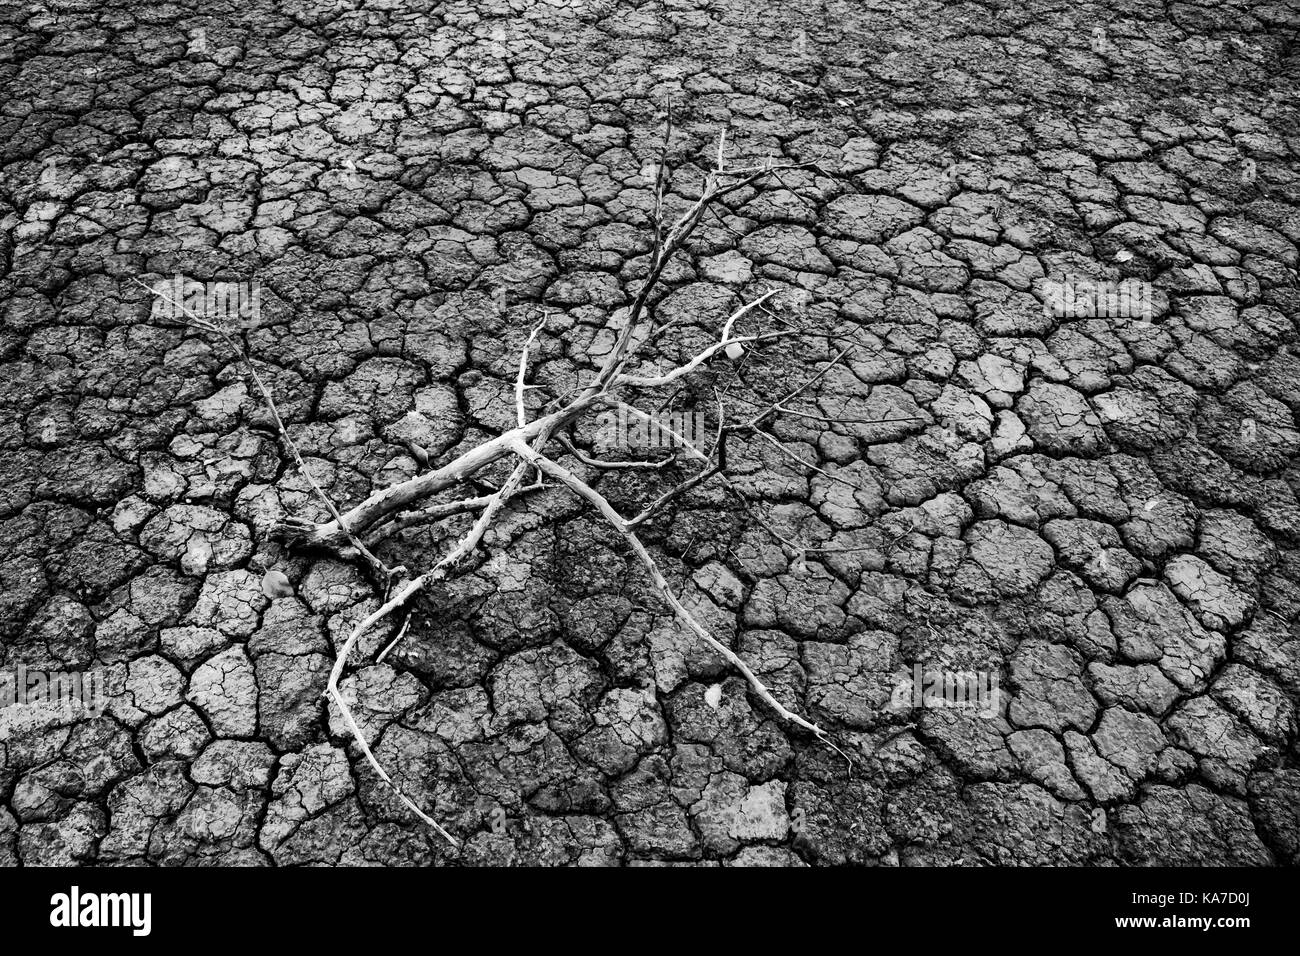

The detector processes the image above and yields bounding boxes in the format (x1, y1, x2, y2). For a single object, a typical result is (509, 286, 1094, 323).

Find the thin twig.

(376, 610, 412, 664)
(749, 426, 868, 492)
(627, 391, 728, 526)
(511, 439, 831, 742)
(745, 343, 855, 428)
(133, 277, 396, 585)
(516, 317, 547, 428)
(323, 456, 536, 841)
(559, 434, 674, 470)
(617, 328, 794, 388)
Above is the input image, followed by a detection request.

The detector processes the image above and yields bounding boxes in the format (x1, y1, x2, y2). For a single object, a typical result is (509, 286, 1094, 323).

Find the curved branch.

(324, 455, 535, 842)
(510, 439, 831, 742)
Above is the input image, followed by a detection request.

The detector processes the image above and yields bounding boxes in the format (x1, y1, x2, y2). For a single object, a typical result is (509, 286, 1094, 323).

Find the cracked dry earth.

(2, 0, 1300, 869)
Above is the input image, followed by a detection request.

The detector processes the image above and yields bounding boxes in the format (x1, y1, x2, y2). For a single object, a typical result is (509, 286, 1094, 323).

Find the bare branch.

(278, 395, 607, 548)
(616, 290, 786, 388)
(627, 390, 728, 527)
(745, 343, 855, 429)
(133, 277, 398, 584)
(748, 425, 868, 492)
(275, 146, 817, 549)
(324, 453, 537, 840)
(590, 160, 819, 394)
(325, 574, 458, 845)
(558, 434, 674, 470)
(510, 439, 831, 742)
(618, 329, 795, 389)
(364, 477, 546, 544)
(650, 101, 672, 268)
(515, 317, 546, 428)
(615, 402, 709, 461)
(182, 112, 871, 842)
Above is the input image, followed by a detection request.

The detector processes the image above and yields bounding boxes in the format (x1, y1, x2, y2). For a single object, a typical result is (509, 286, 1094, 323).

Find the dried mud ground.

(2, 0, 1300, 867)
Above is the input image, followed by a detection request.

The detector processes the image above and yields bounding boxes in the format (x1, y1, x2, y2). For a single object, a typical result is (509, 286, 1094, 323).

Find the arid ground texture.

(1, 0, 1299, 866)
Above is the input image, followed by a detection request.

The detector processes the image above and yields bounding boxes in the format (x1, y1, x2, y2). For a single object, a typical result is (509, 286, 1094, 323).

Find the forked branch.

(153, 122, 861, 844)
(509, 439, 831, 741)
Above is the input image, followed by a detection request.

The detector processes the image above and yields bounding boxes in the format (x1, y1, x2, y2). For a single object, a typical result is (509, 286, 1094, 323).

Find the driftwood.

(140, 123, 902, 846)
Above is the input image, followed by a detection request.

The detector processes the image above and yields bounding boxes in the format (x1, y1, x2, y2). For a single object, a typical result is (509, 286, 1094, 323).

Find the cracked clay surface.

(2, 0, 1299, 866)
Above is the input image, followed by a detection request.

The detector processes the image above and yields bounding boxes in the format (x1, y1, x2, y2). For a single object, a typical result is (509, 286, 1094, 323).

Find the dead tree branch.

(159, 121, 871, 842)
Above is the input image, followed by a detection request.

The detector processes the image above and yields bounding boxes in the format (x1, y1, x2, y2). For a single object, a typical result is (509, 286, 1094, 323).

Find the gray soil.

(1, 0, 1299, 866)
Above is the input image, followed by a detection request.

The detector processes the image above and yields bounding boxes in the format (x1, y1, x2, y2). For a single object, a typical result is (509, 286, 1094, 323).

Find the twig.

(516, 317, 547, 428)
(558, 434, 674, 470)
(616, 291, 785, 388)
(132, 277, 396, 585)
(325, 575, 457, 845)
(615, 331, 789, 388)
(745, 343, 855, 428)
(376, 610, 412, 664)
(322, 457, 536, 841)
(627, 391, 728, 527)
(510, 439, 831, 742)
(649, 101, 672, 268)
(173, 110, 855, 842)
(616, 402, 710, 461)
(748, 426, 868, 492)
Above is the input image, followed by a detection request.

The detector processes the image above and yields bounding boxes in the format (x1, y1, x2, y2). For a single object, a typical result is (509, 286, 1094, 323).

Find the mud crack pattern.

(1, 0, 1299, 866)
